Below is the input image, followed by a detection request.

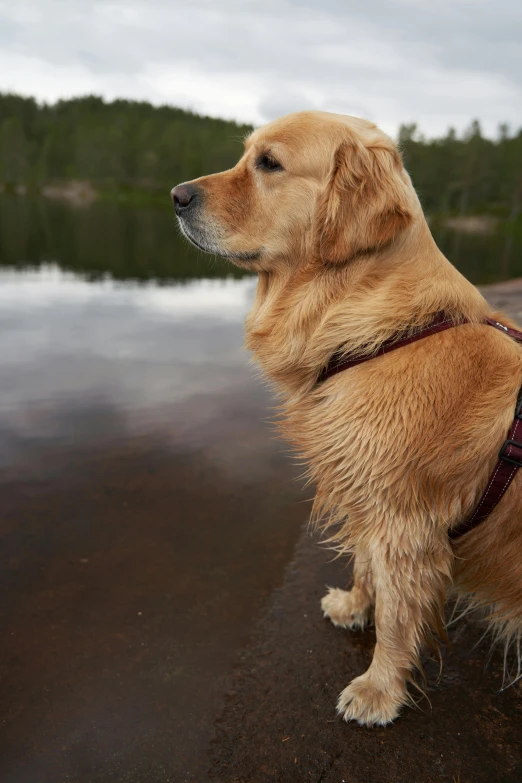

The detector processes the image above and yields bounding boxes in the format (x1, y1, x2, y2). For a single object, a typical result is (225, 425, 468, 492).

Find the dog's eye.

(256, 153, 283, 172)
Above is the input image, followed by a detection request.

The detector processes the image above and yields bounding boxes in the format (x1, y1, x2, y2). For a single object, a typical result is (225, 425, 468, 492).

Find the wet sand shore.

(2, 279, 522, 783)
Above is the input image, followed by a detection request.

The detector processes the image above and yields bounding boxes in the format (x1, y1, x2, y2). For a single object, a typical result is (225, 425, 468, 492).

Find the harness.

(318, 315, 522, 540)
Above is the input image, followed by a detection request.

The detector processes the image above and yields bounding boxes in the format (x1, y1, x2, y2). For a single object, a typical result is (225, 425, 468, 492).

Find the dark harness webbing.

(318, 315, 522, 540)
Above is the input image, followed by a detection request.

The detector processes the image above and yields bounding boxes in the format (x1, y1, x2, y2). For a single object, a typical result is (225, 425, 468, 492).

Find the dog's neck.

(244, 215, 490, 398)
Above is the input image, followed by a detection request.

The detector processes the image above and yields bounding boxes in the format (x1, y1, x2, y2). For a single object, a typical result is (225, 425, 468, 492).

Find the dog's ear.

(317, 138, 413, 263)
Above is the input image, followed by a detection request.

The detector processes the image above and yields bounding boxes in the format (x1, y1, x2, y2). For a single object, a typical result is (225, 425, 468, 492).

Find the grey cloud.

(0, 0, 520, 136)
(258, 90, 320, 122)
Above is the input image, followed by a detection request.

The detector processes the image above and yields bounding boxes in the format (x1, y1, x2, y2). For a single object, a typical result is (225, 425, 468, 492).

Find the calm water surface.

(0, 196, 308, 783)
(0, 194, 518, 782)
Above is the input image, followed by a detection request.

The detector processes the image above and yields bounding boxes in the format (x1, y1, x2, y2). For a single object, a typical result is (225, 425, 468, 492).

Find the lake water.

(0, 194, 519, 783)
(0, 195, 307, 783)
(1, 195, 520, 285)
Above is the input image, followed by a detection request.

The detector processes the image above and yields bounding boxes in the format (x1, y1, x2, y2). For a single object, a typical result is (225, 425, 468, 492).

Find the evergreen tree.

(0, 92, 521, 216)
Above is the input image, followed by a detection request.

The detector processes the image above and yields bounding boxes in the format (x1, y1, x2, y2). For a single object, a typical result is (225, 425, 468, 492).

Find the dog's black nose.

(171, 183, 199, 216)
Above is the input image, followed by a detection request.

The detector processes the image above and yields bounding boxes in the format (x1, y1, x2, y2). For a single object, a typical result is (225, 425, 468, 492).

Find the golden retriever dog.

(171, 111, 522, 726)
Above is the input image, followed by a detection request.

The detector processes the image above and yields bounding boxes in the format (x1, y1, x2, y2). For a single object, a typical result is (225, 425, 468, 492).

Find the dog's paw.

(321, 587, 372, 630)
(336, 672, 406, 727)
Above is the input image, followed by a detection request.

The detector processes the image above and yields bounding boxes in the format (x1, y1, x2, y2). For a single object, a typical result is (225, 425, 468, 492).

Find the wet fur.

(174, 111, 522, 725)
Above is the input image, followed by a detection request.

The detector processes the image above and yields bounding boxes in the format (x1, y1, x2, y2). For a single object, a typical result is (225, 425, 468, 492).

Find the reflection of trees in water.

(0, 194, 520, 285)
(430, 218, 522, 285)
(0, 196, 247, 282)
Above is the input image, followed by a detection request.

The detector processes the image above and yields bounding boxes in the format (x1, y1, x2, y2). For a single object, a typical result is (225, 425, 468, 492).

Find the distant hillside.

(0, 93, 251, 195)
(0, 93, 521, 217)
(399, 121, 522, 217)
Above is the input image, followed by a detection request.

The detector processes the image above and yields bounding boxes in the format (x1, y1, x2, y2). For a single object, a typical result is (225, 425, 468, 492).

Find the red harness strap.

(318, 314, 522, 540)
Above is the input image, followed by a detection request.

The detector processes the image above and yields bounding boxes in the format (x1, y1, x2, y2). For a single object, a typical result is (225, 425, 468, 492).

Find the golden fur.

(173, 111, 522, 726)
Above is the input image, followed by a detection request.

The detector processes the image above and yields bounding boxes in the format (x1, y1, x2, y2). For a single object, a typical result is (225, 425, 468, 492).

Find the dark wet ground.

(210, 528, 522, 783)
(1, 196, 522, 783)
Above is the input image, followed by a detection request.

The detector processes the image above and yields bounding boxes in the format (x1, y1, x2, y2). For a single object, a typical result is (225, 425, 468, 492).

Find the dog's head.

(172, 111, 415, 271)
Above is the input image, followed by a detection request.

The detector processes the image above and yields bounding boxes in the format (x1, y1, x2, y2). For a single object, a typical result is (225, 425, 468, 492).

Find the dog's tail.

(452, 496, 522, 687)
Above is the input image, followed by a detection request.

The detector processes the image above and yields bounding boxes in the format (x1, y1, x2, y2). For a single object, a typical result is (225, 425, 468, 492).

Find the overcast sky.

(1, 0, 521, 138)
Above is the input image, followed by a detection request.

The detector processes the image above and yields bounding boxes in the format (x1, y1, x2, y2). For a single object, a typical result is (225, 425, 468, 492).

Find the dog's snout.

(171, 183, 199, 216)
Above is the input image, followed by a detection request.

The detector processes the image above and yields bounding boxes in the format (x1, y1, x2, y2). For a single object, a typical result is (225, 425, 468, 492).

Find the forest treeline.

(0, 92, 521, 216)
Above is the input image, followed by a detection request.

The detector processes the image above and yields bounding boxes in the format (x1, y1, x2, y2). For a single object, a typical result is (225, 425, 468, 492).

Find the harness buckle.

(499, 439, 522, 467)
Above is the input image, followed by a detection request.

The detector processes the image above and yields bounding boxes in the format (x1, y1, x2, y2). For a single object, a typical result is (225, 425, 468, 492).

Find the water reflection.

(0, 245, 306, 781)
(0, 266, 254, 402)
(0, 194, 246, 281)
(430, 218, 522, 285)
(0, 265, 265, 480)
(1, 194, 521, 284)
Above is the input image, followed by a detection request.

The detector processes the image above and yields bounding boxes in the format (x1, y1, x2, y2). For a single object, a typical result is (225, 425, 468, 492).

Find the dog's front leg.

(321, 545, 374, 629)
(336, 539, 449, 727)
